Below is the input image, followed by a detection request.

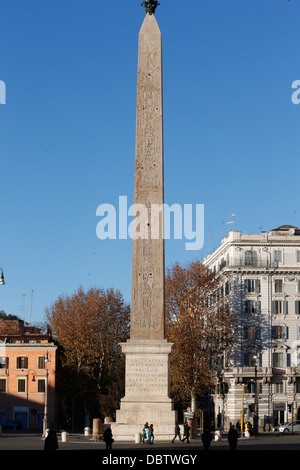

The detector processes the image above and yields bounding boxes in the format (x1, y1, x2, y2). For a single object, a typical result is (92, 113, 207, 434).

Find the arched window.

(244, 250, 258, 266)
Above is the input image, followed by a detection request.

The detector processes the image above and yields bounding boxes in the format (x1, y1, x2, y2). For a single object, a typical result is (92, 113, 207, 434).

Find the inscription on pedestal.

(126, 356, 168, 395)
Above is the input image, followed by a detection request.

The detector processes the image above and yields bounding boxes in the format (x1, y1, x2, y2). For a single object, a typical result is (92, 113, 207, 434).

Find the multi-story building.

(203, 225, 300, 431)
(0, 319, 57, 431)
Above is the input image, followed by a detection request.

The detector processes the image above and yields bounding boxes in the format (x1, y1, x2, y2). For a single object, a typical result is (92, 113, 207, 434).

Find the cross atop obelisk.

(141, 0, 160, 15)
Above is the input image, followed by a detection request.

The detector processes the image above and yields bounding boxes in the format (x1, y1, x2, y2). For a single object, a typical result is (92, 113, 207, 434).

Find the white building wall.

(204, 225, 300, 431)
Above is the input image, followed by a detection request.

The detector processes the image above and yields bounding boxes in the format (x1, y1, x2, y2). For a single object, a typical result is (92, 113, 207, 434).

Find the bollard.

(84, 427, 91, 436)
(92, 418, 103, 441)
(135, 432, 141, 444)
(61, 431, 68, 442)
(214, 429, 222, 441)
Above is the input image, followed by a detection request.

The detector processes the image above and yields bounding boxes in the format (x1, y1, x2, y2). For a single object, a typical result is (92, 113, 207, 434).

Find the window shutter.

(271, 300, 275, 314)
(271, 326, 276, 339)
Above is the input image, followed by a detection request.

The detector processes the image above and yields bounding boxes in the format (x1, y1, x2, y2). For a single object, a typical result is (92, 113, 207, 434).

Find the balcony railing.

(219, 259, 280, 269)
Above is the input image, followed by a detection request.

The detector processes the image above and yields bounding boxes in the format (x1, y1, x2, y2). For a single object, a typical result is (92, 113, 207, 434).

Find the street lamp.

(253, 354, 259, 435)
(0, 268, 5, 285)
(42, 352, 49, 437)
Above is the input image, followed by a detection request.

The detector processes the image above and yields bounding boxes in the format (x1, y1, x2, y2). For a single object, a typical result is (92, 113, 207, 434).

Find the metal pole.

(254, 359, 259, 435)
(42, 353, 48, 437)
(241, 384, 246, 437)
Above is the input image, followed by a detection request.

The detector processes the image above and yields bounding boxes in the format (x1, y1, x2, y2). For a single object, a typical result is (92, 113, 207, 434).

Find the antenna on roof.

(227, 213, 236, 232)
(29, 289, 34, 324)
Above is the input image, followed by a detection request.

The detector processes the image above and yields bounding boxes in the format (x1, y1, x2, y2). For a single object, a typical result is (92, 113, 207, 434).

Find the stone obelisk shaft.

(130, 13, 164, 340)
(112, 12, 176, 439)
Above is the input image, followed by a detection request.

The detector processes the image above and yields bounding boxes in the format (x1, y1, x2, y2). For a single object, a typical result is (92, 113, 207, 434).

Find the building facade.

(0, 319, 57, 431)
(203, 225, 300, 431)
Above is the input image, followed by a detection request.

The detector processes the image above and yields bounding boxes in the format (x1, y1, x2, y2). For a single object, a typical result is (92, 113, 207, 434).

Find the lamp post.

(253, 354, 259, 435)
(42, 352, 49, 437)
(0, 267, 5, 285)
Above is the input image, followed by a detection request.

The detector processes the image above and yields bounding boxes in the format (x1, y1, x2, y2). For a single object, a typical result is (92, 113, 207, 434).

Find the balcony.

(219, 259, 280, 271)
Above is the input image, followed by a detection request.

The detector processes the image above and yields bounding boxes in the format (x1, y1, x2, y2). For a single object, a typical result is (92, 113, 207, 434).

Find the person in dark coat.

(103, 427, 114, 450)
(182, 422, 191, 443)
(44, 430, 58, 451)
(228, 424, 239, 450)
(171, 422, 182, 443)
(201, 428, 213, 450)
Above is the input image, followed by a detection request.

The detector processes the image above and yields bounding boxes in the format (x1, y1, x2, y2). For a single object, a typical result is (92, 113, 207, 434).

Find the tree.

(46, 286, 130, 424)
(165, 260, 235, 412)
(0, 310, 21, 320)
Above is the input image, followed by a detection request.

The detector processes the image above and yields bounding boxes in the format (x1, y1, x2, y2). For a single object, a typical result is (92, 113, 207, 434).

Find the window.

(297, 349, 300, 367)
(297, 251, 300, 263)
(245, 300, 261, 314)
(274, 279, 283, 293)
(0, 379, 6, 392)
(0, 357, 8, 369)
(273, 351, 290, 367)
(272, 325, 288, 340)
(244, 351, 260, 367)
(245, 279, 260, 293)
(18, 378, 26, 392)
(274, 381, 284, 394)
(244, 326, 255, 339)
(244, 250, 258, 266)
(244, 326, 260, 340)
(274, 250, 282, 263)
(272, 300, 288, 315)
(17, 356, 28, 369)
(298, 280, 300, 293)
(37, 379, 46, 393)
(38, 356, 46, 369)
(295, 301, 300, 315)
(273, 352, 284, 367)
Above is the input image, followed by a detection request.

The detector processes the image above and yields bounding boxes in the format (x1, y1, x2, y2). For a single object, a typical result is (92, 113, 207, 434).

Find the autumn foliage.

(46, 286, 130, 420)
(165, 260, 235, 406)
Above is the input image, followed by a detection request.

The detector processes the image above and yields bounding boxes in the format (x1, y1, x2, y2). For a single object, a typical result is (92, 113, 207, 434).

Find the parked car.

(2, 421, 22, 430)
(278, 421, 300, 433)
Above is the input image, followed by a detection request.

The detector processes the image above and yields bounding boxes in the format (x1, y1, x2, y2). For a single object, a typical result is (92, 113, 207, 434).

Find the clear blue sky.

(0, 0, 299, 323)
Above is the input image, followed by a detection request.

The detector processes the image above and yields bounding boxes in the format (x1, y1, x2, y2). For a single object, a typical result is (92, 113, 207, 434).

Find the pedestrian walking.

(142, 422, 149, 444)
(44, 430, 58, 451)
(171, 422, 182, 443)
(103, 427, 114, 451)
(149, 424, 154, 444)
(228, 424, 239, 450)
(182, 422, 191, 443)
(201, 428, 213, 450)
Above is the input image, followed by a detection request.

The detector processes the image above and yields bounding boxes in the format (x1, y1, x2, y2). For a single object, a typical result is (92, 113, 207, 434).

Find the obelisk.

(111, 2, 176, 441)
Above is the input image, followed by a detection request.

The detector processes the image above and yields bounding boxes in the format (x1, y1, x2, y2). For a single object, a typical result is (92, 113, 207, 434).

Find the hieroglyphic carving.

(130, 14, 165, 339)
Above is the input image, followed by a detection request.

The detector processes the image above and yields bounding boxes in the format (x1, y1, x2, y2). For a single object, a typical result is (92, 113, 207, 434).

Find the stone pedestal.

(111, 340, 177, 441)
